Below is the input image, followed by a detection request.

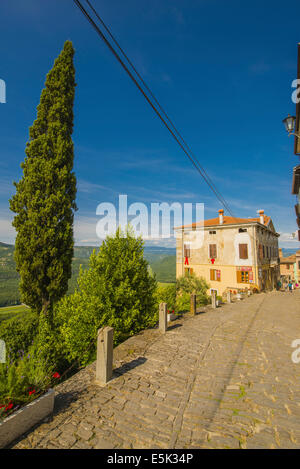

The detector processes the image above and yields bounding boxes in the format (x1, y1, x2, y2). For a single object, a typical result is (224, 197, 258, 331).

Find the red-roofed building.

(174, 209, 280, 296)
(279, 248, 300, 283)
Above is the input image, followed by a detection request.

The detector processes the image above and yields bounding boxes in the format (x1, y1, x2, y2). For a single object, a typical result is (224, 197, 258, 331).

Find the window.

(209, 244, 217, 258)
(183, 244, 190, 258)
(210, 269, 221, 281)
(239, 228, 247, 233)
(237, 271, 249, 283)
(263, 246, 265, 258)
(209, 230, 216, 235)
(286, 264, 290, 270)
(239, 244, 248, 259)
(259, 244, 263, 259)
(184, 268, 193, 277)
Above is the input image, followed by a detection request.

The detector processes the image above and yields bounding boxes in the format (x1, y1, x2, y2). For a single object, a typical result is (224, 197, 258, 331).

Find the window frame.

(209, 244, 217, 259)
(239, 243, 248, 260)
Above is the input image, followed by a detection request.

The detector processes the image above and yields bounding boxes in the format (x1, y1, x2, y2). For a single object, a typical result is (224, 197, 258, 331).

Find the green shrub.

(176, 273, 210, 311)
(155, 284, 176, 311)
(175, 292, 191, 312)
(0, 342, 59, 420)
(0, 311, 39, 362)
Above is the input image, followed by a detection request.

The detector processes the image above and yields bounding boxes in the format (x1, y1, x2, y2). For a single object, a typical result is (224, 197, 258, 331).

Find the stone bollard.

(96, 326, 114, 386)
(227, 291, 231, 303)
(159, 302, 168, 334)
(190, 294, 196, 316)
(211, 290, 217, 309)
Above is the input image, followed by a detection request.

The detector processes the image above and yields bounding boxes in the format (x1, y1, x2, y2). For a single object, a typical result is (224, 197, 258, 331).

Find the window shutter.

(236, 270, 242, 282)
(184, 244, 190, 257)
(210, 269, 215, 281)
(209, 244, 217, 258)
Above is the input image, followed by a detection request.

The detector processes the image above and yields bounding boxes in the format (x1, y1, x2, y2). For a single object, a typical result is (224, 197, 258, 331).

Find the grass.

(158, 282, 175, 287)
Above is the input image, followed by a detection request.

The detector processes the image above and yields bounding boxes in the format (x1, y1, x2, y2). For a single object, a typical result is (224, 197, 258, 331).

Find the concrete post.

(227, 291, 231, 303)
(190, 294, 196, 316)
(96, 326, 114, 386)
(159, 302, 168, 334)
(211, 290, 217, 309)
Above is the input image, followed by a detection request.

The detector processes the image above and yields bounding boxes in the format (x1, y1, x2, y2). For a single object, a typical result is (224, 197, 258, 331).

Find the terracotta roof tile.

(175, 215, 271, 230)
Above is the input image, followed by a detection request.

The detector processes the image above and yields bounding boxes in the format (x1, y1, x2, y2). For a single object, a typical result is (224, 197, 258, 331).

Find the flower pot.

(0, 388, 55, 448)
(167, 313, 176, 322)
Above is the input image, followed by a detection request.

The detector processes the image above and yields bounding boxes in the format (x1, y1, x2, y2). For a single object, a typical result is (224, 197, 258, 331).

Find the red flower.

(5, 402, 13, 411)
(172, 310, 174, 313)
(53, 372, 60, 379)
(29, 390, 36, 396)
(167, 310, 170, 313)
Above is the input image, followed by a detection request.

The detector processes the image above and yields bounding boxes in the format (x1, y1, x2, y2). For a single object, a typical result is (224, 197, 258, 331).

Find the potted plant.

(167, 310, 176, 321)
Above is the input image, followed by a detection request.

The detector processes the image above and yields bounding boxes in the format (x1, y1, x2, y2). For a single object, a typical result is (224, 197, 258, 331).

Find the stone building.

(174, 209, 280, 296)
(279, 248, 300, 283)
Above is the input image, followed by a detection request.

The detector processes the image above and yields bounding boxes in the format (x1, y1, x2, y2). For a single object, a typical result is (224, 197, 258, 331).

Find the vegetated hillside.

(0, 242, 20, 306)
(0, 305, 30, 324)
(0, 243, 176, 306)
(150, 255, 176, 283)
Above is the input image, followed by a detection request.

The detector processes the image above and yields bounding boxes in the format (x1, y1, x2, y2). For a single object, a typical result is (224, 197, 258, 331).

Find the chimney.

(218, 209, 224, 225)
(258, 209, 264, 225)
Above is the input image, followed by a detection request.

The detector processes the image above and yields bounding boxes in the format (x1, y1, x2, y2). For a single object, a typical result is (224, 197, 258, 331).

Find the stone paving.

(12, 290, 300, 449)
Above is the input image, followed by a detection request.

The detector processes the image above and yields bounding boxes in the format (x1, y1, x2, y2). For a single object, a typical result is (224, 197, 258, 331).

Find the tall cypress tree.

(10, 41, 77, 317)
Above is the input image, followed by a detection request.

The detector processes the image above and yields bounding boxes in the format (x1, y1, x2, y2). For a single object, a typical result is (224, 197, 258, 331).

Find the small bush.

(56, 229, 158, 366)
(176, 273, 210, 311)
(155, 284, 176, 311)
(0, 311, 39, 362)
(0, 341, 61, 421)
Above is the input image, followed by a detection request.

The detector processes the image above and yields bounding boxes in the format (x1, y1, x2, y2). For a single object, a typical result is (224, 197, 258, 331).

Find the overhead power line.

(73, 0, 235, 217)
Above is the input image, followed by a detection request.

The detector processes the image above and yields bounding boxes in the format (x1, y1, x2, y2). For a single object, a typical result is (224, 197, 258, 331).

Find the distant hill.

(150, 255, 176, 283)
(0, 242, 176, 307)
(0, 242, 13, 248)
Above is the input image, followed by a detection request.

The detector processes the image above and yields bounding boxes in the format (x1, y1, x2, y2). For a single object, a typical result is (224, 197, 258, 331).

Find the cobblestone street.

(12, 290, 300, 449)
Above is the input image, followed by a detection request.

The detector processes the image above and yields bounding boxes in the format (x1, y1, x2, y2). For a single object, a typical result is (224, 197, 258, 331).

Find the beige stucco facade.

(279, 249, 300, 283)
(175, 211, 280, 296)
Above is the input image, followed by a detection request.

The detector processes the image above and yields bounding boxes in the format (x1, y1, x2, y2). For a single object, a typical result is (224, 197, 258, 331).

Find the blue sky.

(0, 0, 300, 247)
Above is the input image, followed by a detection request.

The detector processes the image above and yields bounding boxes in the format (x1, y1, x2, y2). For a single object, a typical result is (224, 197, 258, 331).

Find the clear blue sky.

(0, 0, 299, 247)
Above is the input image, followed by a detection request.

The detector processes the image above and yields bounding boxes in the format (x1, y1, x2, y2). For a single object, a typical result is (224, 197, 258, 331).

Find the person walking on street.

(288, 281, 293, 293)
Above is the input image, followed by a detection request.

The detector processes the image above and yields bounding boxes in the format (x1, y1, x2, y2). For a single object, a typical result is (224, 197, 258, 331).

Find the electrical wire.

(73, 0, 235, 217)
(73, 0, 279, 290)
(84, 0, 233, 216)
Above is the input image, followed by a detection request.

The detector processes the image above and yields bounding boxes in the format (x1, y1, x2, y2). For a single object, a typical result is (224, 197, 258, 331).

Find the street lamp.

(282, 114, 300, 141)
(282, 114, 296, 134)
